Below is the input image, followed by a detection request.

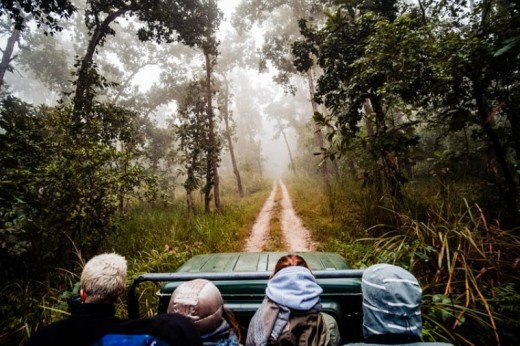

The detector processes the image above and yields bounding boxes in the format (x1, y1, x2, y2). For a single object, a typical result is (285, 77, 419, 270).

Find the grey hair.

(80, 253, 127, 304)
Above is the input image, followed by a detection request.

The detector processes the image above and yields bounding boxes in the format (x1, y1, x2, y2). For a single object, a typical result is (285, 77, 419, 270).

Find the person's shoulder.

(320, 312, 340, 346)
(321, 312, 337, 324)
(26, 319, 72, 346)
(406, 343, 454, 346)
(344, 343, 454, 346)
(112, 313, 202, 346)
(115, 313, 195, 331)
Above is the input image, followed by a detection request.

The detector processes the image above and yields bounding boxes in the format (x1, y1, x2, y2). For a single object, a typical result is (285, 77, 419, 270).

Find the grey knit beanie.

(361, 263, 422, 339)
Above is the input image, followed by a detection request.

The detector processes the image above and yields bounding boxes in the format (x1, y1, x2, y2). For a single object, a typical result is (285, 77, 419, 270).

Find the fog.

(218, 1, 304, 179)
(1, 0, 316, 181)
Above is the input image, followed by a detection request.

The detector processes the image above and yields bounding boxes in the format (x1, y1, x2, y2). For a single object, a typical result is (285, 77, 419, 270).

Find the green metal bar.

(127, 269, 363, 319)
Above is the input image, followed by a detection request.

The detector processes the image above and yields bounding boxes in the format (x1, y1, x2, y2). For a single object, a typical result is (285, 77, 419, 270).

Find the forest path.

(244, 180, 316, 252)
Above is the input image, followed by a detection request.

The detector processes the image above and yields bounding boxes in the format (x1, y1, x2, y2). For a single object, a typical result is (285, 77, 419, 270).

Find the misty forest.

(1, 0, 519, 345)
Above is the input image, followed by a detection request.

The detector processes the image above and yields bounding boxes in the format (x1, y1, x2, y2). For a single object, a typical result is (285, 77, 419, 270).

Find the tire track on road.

(279, 180, 316, 251)
(245, 180, 316, 252)
(244, 181, 278, 252)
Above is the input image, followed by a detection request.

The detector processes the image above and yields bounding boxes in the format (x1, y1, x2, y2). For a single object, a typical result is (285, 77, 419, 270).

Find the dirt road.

(244, 180, 316, 252)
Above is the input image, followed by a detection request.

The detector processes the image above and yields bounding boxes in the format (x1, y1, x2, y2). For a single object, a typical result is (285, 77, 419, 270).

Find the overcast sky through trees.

(216, 0, 294, 178)
(128, 0, 293, 177)
(1, 0, 296, 178)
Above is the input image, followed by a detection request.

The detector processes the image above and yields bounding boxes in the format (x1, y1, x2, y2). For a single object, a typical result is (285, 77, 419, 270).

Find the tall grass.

(287, 174, 520, 345)
(360, 198, 520, 345)
(2, 179, 271, 345)
(0, 241, 84, 345)
(107, 183, 272, 319)
(285, 175, 370, 266)
(102, 183, 271, 263)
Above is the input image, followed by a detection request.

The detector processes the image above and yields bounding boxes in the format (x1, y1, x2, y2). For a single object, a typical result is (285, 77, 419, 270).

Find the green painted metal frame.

(128, 269, 364, 319)
(126, 252, 365, 342)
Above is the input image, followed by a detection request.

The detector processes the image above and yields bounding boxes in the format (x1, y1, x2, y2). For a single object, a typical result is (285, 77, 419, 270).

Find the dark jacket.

(26, 304, 122, 346)
(110, 313, 203, 346)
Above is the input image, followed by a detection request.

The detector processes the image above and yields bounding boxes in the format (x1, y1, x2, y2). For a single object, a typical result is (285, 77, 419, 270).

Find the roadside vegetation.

(1, 179, 270, 344)
(4, 171, 517, 345)
(288, 175, 520, 345)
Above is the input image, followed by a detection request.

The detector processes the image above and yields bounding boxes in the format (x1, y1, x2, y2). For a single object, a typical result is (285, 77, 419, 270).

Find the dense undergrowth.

(287, 175, 520, 346)
(3, 173, 519, 346)
(0, 179, 270, 345)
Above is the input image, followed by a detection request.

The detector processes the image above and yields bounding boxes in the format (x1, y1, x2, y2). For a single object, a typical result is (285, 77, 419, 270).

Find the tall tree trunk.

(256, 152, 263, 179)
(472, 77, 518, 221)
(72, 8, 128, 130)
(321, 108, 340, 180)
(331, 155, 340, 180)
(0, 23, 22, 87)
(222, 78, 244, 197)
(506, 102, 520, 164)
(306, 68, 330, 193)
(187, 191, 195, 216)
(363, 100, 383, 193)
(368, 93, 402, 198)
(204, 51, 220, 212)
(281, 128, 297, 174)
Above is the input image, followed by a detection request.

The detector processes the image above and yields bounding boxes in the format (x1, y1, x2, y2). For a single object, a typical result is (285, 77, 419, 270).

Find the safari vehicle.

(128, 252, 364, 343)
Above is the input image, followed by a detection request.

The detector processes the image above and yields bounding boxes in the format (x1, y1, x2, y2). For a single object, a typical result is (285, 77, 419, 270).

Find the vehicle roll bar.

(127, 269, 364, 319)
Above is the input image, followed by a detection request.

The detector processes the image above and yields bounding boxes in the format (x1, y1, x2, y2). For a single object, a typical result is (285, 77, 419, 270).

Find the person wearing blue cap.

(347, 263, 452, 346)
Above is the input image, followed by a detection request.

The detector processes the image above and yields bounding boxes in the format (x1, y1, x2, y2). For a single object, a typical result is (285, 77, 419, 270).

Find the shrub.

(359, 201, 520, 345)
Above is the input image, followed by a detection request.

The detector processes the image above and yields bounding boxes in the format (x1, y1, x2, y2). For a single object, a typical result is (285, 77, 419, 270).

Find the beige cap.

(167, 279, 224, 334)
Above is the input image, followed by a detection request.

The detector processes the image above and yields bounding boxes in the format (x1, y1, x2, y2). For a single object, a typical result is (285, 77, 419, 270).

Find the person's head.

(168, 279, 225, 335)
(361, 263, 422, 340)
(80, 253, 127, 304)
(168, 279, 242, 341)
(272, 254, 309, 277)
(267, 254, 322, 311)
